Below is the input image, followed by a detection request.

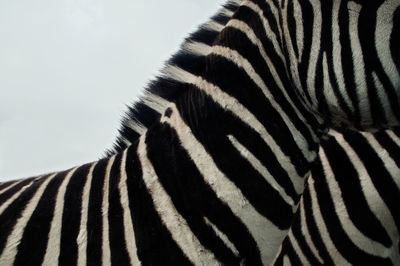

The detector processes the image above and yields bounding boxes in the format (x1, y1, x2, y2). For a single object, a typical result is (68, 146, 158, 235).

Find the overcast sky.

(0, 0, 226, 181)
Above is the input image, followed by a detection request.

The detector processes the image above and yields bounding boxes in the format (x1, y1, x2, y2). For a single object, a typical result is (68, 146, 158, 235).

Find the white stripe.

(0, 179, 24, 196)
(387, 130, 400, 147)
(211, 45, 317, 163)
(203, 217, 239, 257)
(229, 0, 242, 5)
(77, 163, 96, 266)
(125, 119, 147, 136)
(182, 41, 212, 56)
(160, 104, 286, 265)
(119, 149, 141, 265)
(293, 0, 304, 61)
(42, 167, 79, 265)
(283, 255, 291, 266)
(202, 21, 225, 32)
(194, 71, 307, 195)
(331, 0, 355, 113)
(241, 1, 284, 61)
(120, 137, 133, 147)
(220, 7, 234, 17)
(308, 177, 350, 265)
(298, 191, 324, 264)
(376, 0, 400, 92)
(0, 173, 57, 266)
(319, 147, 390, 257)
(331, 130, 399, 262)
(161, 64, 198, 85)
(281, 0, 305, 102)
(287, 230, 310, 265)
(227, 134, 296, 207)
(348, 1, 372, 126)
(0, 179, 36, 215)
(141, 91, 170, 114)
(137, 135, 218, 265)
(217, 20, 320, 144)
(101, 156, 116, 266)
(361, 131, 400, 190)
(306, 0, 322, 108)
(372, 72, 399, 126)
(322, 52, 341, 120)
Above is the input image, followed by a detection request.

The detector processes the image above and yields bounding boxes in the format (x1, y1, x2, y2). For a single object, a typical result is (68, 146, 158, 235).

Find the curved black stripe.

(227, 111, 301, 203)
(108, 154, 132, 266)
(281, 204, 323, 265)
(313, 153, 392, 265)
(375, 129, 400, 169)
(302, 170, 334, 265)
(146, 122, 253, 265)
(337, 1, 362, 125)
(323, 134, 392, 247)
(343, 132, 400, 234)
(125, 143, 192, 265)
(278, 238, 302, 265)
(14, 171, 67, 266)
(0, 177, 36, 204)
(203, 50, 311, 177)
(176, 92, 294, 229)
(229, 6, 319, 160)
(59, 164, 91, 266)
(0, 175, 48, 256)
(86, 158, 108, 266)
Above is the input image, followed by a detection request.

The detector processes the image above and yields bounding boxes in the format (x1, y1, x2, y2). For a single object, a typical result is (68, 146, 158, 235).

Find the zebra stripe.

(275, 129, 400, 265)
(0, 0, 399, 265)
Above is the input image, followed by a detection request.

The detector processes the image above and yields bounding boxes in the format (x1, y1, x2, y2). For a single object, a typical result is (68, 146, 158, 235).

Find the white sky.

(0, 0, 226, 181)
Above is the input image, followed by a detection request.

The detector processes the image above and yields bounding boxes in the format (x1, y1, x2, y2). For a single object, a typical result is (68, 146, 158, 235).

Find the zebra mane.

(105, 0, 243, 156)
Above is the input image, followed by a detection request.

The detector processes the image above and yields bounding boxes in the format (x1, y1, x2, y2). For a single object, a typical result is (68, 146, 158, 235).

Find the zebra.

(1, 0, 399, 265)
(106, 0, 400, 264)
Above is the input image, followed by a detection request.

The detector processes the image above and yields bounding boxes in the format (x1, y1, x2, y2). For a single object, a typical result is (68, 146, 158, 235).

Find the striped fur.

(275, 128, 400, 265)
(1, 0, 399, 265)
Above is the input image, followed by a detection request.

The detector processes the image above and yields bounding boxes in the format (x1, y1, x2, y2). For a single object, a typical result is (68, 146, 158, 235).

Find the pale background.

(0, 0, 226, 181)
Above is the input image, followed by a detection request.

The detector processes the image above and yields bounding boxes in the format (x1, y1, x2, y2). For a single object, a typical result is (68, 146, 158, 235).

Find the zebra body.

(1, 0, 400, 265)
(277, 129, 400, 265)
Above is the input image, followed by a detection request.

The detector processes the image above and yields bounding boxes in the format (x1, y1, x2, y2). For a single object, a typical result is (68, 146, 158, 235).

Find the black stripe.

(338, 1, 361, 125)
(202, 49, 311, 176)
(0, 177, 36, 204)
(313, 147, 392, 265)
(321, 0, 354, 124)
(278, 238, 302, 265)
(375, 129, 400, 169)
(108, 154, 132, 266)
(343, 132, 400, 234)
(146, 121, 262, 265)
(230, 6, 319, 158)
(191, 28, 221, 46)
(171, 53, 207, 76)
(302, 171, 333, 265)
(212, 13, 232, 26)
(287, 0, 299, 58)
(175, 91, 294, 229)
(59, 164, 91, 266)
(125, 143, 192, 265)
(287, 203, 324, 265)
(14, 171, 67, 266)
(228, 111, 301, 202)
(0, 175, 48, 255)
(323, 134, 392, 247)
(86, 158, 108, 266)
